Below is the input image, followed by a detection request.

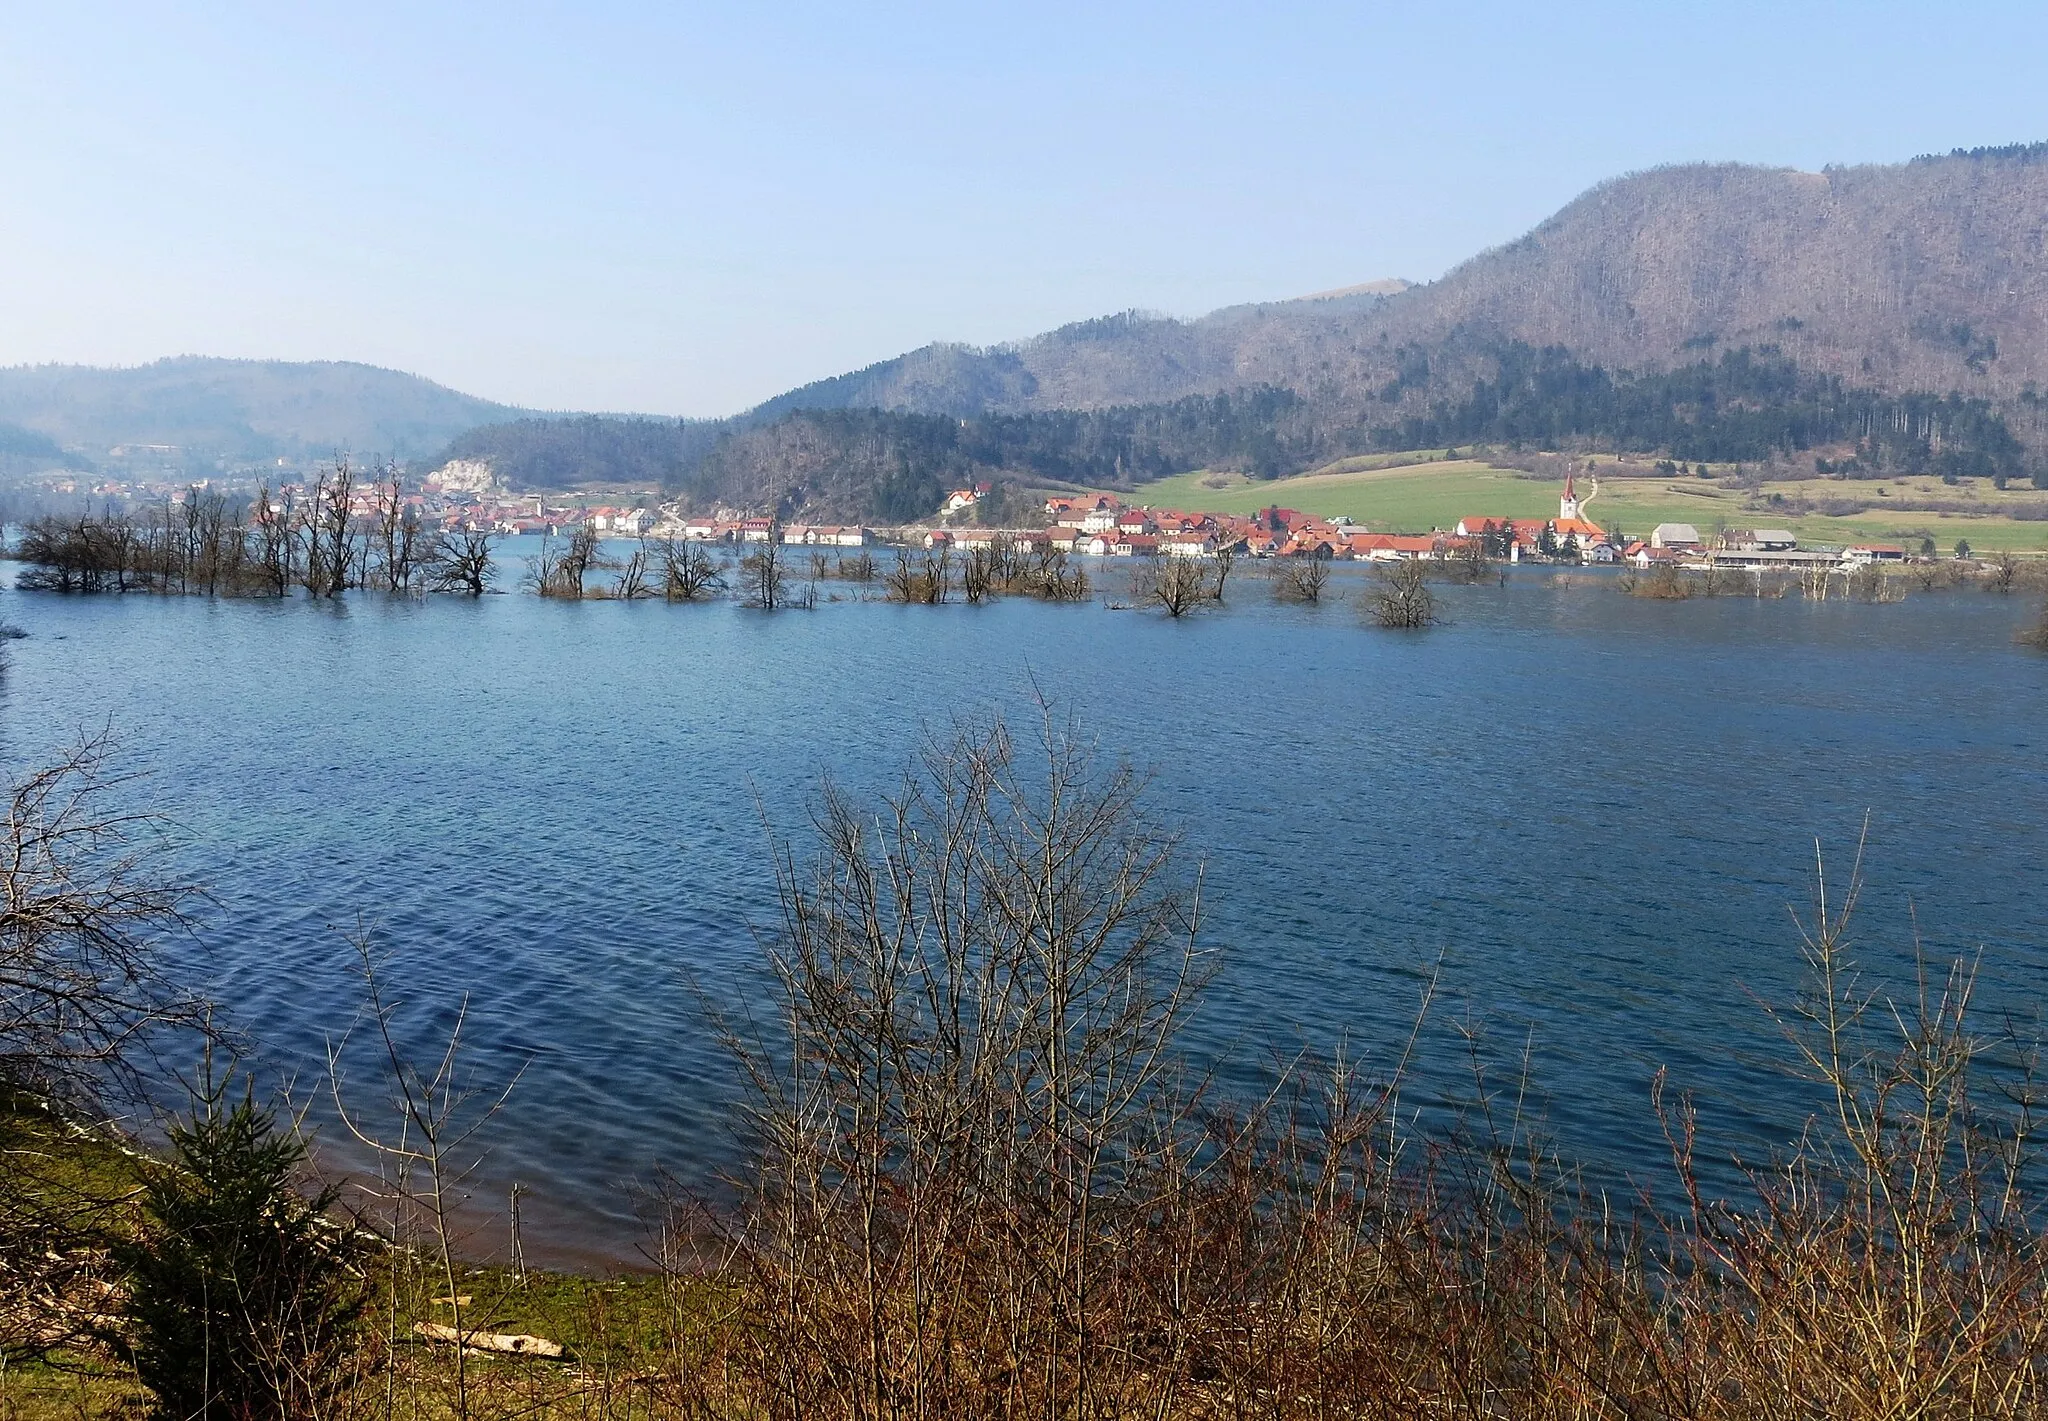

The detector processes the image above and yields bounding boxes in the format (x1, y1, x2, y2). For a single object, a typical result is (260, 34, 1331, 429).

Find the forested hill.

(0, 357, 528, 466)
(438, 347, 2039, 522)
(430, 145, 2048, 516)
(728, 148, 2048, 424)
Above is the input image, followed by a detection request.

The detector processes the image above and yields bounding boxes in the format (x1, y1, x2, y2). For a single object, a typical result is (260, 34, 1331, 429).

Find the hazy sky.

(3, 2, 2044, 416)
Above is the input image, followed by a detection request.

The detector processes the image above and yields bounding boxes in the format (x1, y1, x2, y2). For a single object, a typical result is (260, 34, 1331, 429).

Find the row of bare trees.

(15, 460, 498, 599)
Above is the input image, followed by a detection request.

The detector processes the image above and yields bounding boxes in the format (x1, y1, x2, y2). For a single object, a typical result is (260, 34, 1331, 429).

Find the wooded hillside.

(738, 148, 2048, 423)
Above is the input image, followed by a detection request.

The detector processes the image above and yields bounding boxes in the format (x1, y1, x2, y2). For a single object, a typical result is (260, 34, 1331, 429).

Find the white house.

(941, 482, 992, 515)
(1649, 523, 1701, 549)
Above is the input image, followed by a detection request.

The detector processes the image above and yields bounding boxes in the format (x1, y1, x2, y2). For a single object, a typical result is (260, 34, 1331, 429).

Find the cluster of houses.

(679, 518, 875, 547)
(1622, 522, 1905, 571)
(906, 475, 1626, 564)
(414, 471, 1909, 573)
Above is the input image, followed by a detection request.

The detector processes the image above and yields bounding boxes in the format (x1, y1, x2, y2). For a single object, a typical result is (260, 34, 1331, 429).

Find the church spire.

(1559, 469, 1581, 521)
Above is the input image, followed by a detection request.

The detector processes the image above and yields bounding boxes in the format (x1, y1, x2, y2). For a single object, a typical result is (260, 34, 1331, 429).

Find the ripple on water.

(2, 567, 2044, 1266)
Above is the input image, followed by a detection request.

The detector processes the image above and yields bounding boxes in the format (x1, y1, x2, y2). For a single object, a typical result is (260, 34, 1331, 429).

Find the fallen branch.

(412, 1321, 564, 1358)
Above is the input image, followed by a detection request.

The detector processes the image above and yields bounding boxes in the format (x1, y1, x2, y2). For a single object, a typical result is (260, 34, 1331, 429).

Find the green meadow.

(1130, 456, 2048, 551)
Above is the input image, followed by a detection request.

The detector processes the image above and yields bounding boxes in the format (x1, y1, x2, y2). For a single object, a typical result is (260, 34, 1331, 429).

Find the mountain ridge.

(730, 151, 2048, 430)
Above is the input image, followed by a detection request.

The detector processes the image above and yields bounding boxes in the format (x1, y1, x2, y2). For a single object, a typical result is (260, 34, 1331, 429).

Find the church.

(1453, 470, 1608, 559)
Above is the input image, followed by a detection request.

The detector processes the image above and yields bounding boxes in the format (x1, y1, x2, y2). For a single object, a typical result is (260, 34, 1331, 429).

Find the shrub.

(116, 1074, 366, 1421)
(2020, 599, 2048, 650)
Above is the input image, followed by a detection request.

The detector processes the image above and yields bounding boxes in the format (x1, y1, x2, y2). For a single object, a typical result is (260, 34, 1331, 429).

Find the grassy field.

(1133, 455, 2048, 551)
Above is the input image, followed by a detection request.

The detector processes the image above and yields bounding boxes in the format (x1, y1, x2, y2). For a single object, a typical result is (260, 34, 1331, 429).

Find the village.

(576, 471, 1913, 573)
(36, 463, 1913, 572)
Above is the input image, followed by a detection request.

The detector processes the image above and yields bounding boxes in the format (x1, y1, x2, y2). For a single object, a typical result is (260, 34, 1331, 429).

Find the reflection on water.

(3, 560, 2044, 1268)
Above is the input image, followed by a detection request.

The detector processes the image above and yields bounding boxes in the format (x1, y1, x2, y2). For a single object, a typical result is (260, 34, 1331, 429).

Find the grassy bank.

(0, 1095, 689, 1421)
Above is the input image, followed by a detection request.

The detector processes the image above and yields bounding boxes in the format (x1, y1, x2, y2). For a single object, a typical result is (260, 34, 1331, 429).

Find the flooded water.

(5, 552, 2046, 1267)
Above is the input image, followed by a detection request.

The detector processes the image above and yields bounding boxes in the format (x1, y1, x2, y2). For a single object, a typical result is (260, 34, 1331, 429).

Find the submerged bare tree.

(1272, 557, 1331, 604)
(1210, 542, 1236, 599)
(301, 458, 361, 598)
(2020, 598, 2048, 650)
(534, 525, 604, 600)
(370, 464, 431, 593)
(252, 485, 295, 596)
(1369, 558, 1438, 628)
(740, 535, 789, 610)
(654, 537, 727, 601)
(960, 546, 996, 604)
(608, 544, 657, 600)
(1020, 545, 1090, 602)
(428, 530, 496, 597)
(1152, 556, 1211, 617)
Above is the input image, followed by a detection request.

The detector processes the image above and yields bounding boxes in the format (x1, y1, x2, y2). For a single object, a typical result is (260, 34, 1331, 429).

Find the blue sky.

(2, 1, 2044, 416)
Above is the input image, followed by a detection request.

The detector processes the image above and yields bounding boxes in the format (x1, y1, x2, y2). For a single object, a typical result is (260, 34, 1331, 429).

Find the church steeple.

(1559, 469, 1581, 522)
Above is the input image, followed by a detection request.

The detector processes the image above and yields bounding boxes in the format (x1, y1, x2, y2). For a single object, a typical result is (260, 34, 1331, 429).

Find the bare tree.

(1272, 556, 1331, 604)
(1210, 542, 1237, 599)
(654, 537, 727, 601)
(301, 457, 360, 598)
(535, 524, 604, 599)
(610, 544, 657, 599)
(960, 546, 996, 604)
(428, 529, 496, 597)
(2018, 598, 2048, 650)
(0, 734, 207, 1108)
(1986, 549, 2021, 594)
(328, 933, 523, 1421)
(740, 534, 788, 610)
(252, 484, 295, 596)
(1369, 558, 1438, 628)
(711, 710, 1210, 1420)
(1452, 532, 1491, 583)
(371, 464, 429, 593)
(884, 548, 950, 604)
(1152, 556, 1210, 617)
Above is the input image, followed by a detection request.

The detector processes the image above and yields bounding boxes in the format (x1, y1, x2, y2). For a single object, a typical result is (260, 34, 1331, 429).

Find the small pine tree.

(116, 1073, 366, 1421)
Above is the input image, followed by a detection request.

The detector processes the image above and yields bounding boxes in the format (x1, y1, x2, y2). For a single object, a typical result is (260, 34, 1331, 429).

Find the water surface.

(4, 559, 2044, 1267)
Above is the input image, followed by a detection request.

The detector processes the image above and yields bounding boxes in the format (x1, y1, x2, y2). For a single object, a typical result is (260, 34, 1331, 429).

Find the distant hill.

(742, 291, 1406, 422)
(439, 147, 2048, 517)
(0, 357, 529, 470)
(35, 146, 2047, 517)
(740, 148, 2048, 422)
